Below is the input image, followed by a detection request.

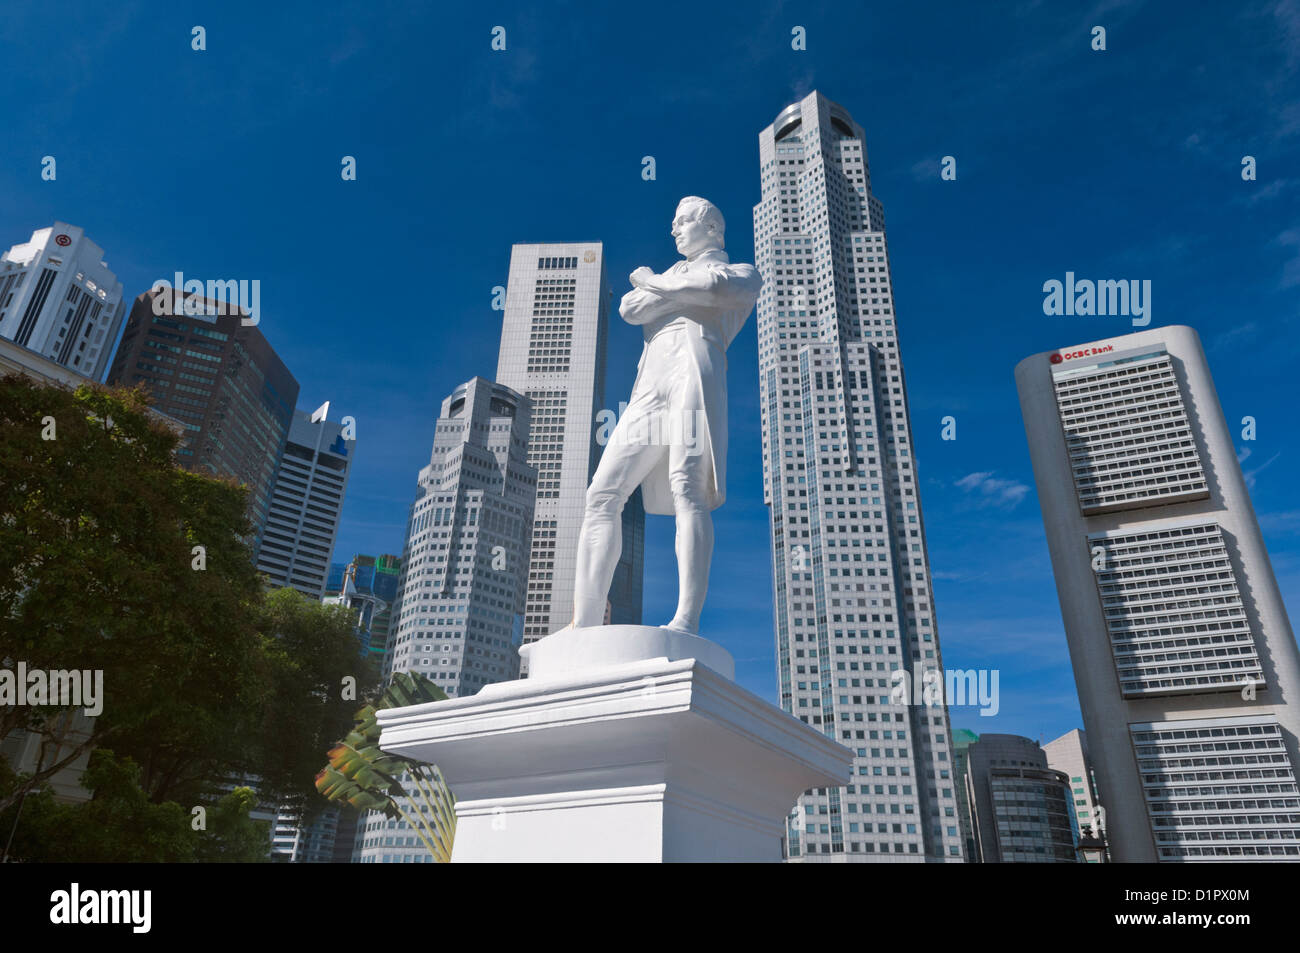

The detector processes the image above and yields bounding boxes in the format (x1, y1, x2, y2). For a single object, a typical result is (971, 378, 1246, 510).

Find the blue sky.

(3, 0, 1298, 743)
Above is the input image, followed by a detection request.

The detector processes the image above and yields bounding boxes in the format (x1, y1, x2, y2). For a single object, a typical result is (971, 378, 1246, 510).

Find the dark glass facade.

(106, 289, 299, 551)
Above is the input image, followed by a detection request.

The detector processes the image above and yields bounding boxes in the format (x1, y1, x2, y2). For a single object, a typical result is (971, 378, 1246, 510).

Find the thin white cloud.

(1211, 321, 1258, 352)
(1277, 228, 1300, 288)
(954, 471, 1031, 508)
(910, 157, 941, 183)
(1243, 450, 1282, 489)
(1258, 510, 1300, 535)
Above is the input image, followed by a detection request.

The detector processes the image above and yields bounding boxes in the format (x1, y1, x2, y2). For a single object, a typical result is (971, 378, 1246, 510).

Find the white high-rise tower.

(1016, 325, 1300, 862)
(0, 222, 126, 381)
(356, 377, 536, 863)
(496, 243, 643, 651)
(753, 91, 963, 861)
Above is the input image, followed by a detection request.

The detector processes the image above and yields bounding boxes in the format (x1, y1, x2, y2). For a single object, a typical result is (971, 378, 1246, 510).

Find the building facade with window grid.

(256, 407, 355, 600)
(961, 734, 1079, 864)
(106, 288, 299, 555)
(1017, 325, 1300, 861)
(1043, 728, 1107, 857)
(356, 376, 537, 863)
(752, 91, 963, 861)
(495, 242, 642, 656)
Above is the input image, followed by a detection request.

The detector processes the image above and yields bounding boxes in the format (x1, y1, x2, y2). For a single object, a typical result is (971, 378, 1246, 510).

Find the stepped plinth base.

(377, 625, 852, 863)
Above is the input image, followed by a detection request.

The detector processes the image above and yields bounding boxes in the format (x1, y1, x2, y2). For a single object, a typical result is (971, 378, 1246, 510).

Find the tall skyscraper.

(257, 407, 355, 600)
(753, 90, 963, 861)
(0, 222, 126, 381)
(1043, 728, 1106, 851)
(106, 288, 299, 553)
(1016, 325, 1300, 862)
(959, 734, 1079, 863)
(495, 243, 643, 651)
(356, 377, 536, 863)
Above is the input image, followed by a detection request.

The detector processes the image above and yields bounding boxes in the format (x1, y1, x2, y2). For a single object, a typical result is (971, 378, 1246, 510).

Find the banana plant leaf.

(316, 670, 458, 860)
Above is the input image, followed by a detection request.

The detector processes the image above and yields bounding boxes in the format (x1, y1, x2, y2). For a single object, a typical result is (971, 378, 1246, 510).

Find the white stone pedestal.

(377, 625, 852, 863)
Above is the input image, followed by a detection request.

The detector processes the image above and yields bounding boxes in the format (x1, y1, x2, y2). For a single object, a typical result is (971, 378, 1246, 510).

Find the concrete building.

(106, 288, 299, 553)
(257, 407, 355, 600)
(271, 804, 340, 863)
(1016, 325, 1300, 861)
(356, 377, 537, 863)
(752, 90, 962, 861)
(0, 222, 126, 382)
(1043, 728, 1107, 855)
(1, 336, 99, 389)
(961, 734, 1079, 863)
(495, 243, 643, 654)
(0, 711, 95, 806)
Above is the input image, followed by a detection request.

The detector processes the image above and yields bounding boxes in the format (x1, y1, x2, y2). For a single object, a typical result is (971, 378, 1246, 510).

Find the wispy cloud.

(954, 471, 1031, 508)
(910, 157, 941, 183)
(1238, 446, 1283, 489)
(1210, 321, 1259, 352)
(1277, 228, 1300, 288)
(1258, 510, 1300, 535)
(1241, 176, 1299, 205)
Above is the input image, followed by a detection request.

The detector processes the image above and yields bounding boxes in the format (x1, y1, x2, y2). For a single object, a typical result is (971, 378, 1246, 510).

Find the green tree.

(0, 375, 265, 814)
(253, 586, 379, 824)
(0, 376, 374, 832)
(193, 785, 274, 863)
(0, 749, 269, 862)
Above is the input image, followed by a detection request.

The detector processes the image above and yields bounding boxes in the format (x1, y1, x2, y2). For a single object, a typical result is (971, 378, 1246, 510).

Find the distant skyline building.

(951, 729, 980, 861)
(257, 407, 355, 600)
(106, 287, 299, 553)
(357, 377, 536, 863)
(1043, 728, 1106, 854)
(325, 554, 402, 662)
(495, 242, 643, 653)
(0, 222, 126, 382)
(1016, 325, 1300, 862)
(753, 90, 962, 861)
(960, 734, 1079, 863)
(272, 805, 341, 863)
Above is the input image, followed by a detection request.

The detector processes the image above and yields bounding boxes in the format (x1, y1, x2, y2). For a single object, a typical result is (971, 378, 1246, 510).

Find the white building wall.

(1017, 325, 1300, 862)
(0, 222, 126, 381)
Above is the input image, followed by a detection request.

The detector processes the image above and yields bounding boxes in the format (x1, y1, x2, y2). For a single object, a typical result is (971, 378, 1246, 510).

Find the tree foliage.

(0, 749, 269, 862)
(0, 375, 375, 857)
(0, 375, 265, 811)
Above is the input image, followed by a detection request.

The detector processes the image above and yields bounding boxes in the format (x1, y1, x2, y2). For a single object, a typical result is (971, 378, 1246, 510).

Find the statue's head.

(673, 196, 725, 258)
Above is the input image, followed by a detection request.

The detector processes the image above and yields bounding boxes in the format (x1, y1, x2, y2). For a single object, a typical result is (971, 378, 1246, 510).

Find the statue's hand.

(629, 266, 655, 289)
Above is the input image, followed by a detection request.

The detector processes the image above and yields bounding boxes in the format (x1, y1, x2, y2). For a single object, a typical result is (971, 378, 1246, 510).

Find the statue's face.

(672, 206, 719, 258)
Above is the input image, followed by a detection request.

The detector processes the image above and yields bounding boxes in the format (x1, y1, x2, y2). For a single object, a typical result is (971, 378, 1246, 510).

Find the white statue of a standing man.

(570, 196, 761, 635)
